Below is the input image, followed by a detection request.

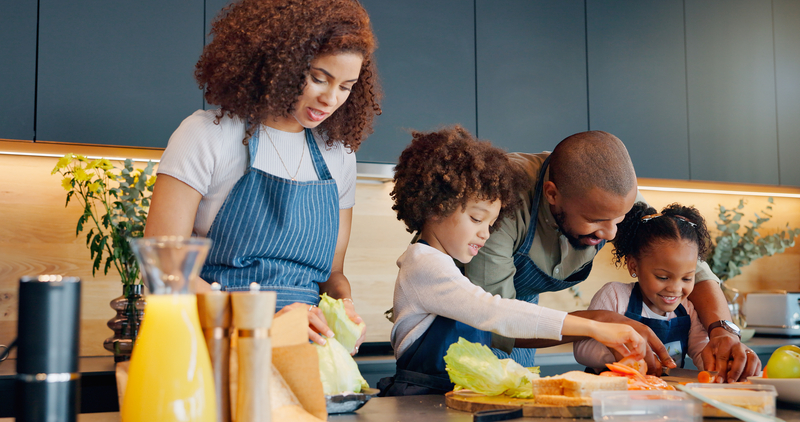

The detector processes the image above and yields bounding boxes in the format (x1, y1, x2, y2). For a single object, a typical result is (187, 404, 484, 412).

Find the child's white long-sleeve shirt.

(573, 281, 709, 371)
(390, 242, 568, 359)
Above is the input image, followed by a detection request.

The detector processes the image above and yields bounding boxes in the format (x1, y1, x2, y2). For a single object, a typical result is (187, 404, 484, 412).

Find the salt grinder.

(231, 283, 276, 422)
(16, 275, 81, 422)
(196, 283, 232, 422)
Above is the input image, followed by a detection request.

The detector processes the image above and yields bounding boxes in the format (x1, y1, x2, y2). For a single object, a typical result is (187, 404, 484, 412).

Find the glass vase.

(103, 284, 145, 362)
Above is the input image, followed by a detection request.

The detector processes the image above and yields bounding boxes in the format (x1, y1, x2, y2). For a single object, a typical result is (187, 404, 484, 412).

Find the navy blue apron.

(624, 283, 691, 368)
(201, 125, 339, 311)
(378, 240, 493, 396)
(378, 316, 492, 396)
(494, 156, 604, 367)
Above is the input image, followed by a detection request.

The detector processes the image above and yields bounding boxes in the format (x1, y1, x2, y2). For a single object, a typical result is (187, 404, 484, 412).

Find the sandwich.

(531, 371, 628, 407)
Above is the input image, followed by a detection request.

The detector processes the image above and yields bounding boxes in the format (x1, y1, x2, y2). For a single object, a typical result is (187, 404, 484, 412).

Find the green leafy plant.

(52, 154, 157, 286)
(707, 197, 800, 282)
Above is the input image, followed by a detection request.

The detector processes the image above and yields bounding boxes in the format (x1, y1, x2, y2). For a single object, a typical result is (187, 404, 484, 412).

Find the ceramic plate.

(748, 376, 800, 404)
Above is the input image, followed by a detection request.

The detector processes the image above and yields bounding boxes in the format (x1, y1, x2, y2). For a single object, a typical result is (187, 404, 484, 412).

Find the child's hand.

(594, 322, 647, 361)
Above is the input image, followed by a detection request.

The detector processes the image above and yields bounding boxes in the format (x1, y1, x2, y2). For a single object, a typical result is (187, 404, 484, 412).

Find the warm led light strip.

(0, 151, 160, 163)
(639, 185, 800, 199)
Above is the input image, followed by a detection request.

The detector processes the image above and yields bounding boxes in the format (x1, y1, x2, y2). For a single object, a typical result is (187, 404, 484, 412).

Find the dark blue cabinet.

(356, 0, 476, 163)
(0, 0, 37, 141)
(36, 0, 205, 147)
(685, 0, 779, 185)
(476, 0, 587, 153)
(774, 0, 800, 187)
(587, 0, 690, 180)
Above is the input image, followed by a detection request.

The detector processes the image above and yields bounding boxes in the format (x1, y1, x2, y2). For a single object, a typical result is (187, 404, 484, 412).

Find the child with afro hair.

(378, 126, 647, 396)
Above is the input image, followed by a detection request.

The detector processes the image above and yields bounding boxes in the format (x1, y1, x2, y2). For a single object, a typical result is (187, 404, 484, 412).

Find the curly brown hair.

(196, 0, 382, 150)
(391, 126, 530, 234)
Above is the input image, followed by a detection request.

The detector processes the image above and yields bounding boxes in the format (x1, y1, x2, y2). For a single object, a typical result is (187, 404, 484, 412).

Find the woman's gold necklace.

(264, 127, 305, 181)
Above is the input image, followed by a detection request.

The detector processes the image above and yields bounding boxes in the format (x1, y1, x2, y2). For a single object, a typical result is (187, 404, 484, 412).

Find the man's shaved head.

(549, 131, 637, 199)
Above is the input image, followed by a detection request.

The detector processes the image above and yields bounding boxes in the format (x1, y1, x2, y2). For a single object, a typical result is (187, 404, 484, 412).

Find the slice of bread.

(534, 394, 593, 407)
(531, 371, 627, 398)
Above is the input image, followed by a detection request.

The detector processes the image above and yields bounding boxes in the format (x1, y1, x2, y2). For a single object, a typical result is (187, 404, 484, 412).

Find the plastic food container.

(683, 383, 777, 418)
(591, 390, 701, 422)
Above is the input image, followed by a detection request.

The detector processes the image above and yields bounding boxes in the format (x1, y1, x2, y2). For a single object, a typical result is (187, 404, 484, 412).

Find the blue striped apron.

(201, 126, 339, 311)
(493, 156, 604, 366)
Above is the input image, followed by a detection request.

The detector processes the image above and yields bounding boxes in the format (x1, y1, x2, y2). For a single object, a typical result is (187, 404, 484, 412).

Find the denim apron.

(624, 283, 691, 368)
(201, 126, 339, 311)
(378, 241, 493, 397)
(494, 156, 604, 367)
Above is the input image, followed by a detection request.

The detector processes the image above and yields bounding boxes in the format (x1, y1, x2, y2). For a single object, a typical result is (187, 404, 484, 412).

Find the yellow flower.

(107, 173, 117, 181)
(145, 175, 157, 187)
(76, 155, 88, 162)
(73, 167, 91, 182)
(52, 153, 74, 174)
(88, 181, 102, 194)
(98, 159, 114, 170)
(86, 159, 101, 170)
(61, 177, 73, 191)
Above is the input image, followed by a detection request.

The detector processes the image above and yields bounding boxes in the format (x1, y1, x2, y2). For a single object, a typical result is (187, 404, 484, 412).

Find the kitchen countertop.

(4, 394, 800, 422)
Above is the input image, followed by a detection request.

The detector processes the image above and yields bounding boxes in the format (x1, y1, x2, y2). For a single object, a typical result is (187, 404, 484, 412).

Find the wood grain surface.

(445, 391, 593, 418)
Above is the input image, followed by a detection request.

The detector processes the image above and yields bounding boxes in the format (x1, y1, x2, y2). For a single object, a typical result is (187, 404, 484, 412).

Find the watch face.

(723, 320, 740, 333)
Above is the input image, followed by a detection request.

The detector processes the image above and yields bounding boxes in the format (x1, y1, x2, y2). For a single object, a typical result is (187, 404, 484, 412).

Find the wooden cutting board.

(444, 391, 593, 418)
(445, 369, 708, 418)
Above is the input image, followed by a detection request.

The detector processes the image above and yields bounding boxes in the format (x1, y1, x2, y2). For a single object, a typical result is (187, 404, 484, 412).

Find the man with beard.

(464, 130, 761, 383)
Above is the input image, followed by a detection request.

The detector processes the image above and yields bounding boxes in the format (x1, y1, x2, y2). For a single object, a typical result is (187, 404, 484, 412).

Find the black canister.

(15, 275, 81, 422)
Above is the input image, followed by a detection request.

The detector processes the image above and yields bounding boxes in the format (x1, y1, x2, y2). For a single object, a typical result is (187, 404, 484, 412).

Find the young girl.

(378, 126, 646, 396)
(574, 203, 712, 373)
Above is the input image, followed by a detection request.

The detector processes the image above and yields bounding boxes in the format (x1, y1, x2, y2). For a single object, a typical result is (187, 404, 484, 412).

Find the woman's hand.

(342, 298, 367, 355)
(275, 302, 334, 346)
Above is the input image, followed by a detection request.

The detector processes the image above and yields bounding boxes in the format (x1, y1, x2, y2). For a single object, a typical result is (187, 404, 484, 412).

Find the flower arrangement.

(707, 197, 799, 282)
(52, 154, 157, 286)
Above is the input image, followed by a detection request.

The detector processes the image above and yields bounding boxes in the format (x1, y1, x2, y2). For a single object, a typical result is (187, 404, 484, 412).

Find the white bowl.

(740, 328, 755, 343)
(748, 376, 800, 404)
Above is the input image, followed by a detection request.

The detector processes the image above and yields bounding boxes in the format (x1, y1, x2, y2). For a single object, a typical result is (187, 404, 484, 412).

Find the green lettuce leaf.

(315, 337, 369, 395)
(318, 293, 365, 354)
(444, 337, 539, 398)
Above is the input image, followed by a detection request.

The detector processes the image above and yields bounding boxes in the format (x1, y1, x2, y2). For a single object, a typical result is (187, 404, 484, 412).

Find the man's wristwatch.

(707, 320, 741, 339)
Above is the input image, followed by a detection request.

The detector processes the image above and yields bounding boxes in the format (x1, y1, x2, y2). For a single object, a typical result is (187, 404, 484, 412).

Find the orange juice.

(122, 294, 216, 422)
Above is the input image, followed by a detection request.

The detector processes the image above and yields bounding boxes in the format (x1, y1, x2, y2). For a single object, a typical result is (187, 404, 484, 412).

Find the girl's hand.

(275, 302, 334, 346)
(342, 298, 367, 355)
(593, 322, 647, 362)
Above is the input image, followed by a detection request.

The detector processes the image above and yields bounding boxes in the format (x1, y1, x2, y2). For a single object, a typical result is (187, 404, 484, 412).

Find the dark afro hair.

(195, 0, 382, 150)
(612, 202, 711, 267)
(391, 125, 530, 234)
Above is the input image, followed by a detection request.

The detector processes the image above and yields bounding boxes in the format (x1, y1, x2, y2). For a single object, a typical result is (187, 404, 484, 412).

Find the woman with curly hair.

(574, 203, 720, 374)
(378, 126, 647, 396)
(144, 0, 381, 350)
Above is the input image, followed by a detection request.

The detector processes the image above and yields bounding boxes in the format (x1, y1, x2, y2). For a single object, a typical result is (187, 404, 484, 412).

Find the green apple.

(766, 345, 800, 378)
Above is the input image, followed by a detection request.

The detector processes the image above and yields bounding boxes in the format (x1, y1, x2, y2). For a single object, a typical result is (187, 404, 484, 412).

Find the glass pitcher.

(122, 236, 217, 422)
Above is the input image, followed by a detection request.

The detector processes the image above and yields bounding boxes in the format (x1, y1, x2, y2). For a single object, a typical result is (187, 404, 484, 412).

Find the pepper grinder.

(231, 283, 276, 422)
(197, 283, 232, 422)
(16, 275, 81, 422)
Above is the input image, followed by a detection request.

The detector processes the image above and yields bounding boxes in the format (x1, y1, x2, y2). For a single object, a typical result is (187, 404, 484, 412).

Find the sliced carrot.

(606, 363, 648, 382)
(763, 366, 768, 378)
(697, 371, 713, 383)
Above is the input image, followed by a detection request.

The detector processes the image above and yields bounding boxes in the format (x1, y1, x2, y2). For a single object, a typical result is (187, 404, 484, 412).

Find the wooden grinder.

(231, 284, 276, 422)
(196, 283, 232, 422)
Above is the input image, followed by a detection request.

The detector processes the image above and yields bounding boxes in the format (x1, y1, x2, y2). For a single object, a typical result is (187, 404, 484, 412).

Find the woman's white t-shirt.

(157, 109, 357, 237)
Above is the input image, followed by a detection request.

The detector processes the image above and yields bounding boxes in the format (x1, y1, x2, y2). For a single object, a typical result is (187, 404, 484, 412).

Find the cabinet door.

(685, 0, 778, 184)
(476, 0, 587, 153)
(587, 0, 689, 180)
(774, 0, 800, 187)
(356, 0, 476, 164)
(37, 0, 205, 147)
(0, 0, 37, 141)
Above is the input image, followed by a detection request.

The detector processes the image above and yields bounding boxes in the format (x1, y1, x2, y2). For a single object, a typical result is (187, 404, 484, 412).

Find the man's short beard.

(552, 209, 592, 250)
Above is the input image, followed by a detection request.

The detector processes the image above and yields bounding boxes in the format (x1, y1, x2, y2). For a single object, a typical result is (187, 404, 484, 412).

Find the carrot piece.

(697, 371, 713, 383)
(606, 363, 647, 382)
(762, 365, 768, 378)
